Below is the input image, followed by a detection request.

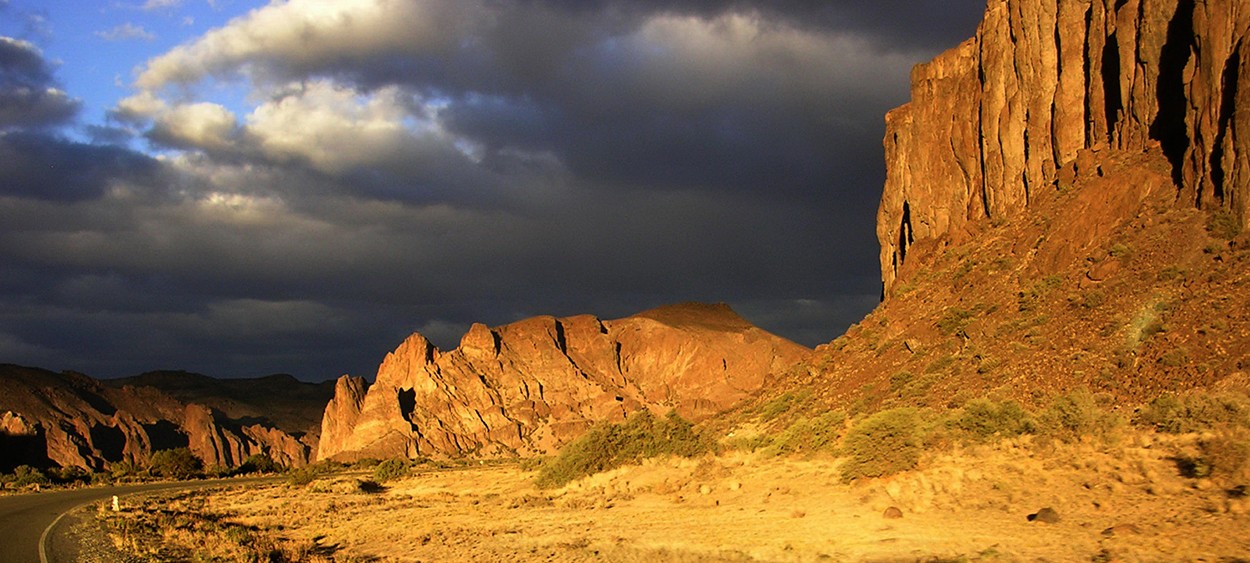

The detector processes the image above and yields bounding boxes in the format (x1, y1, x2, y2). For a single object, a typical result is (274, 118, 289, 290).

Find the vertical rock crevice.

(1211, 42, 1242, 201)
(1102, 31, 1124, 142)
(1150, 0, 1197, 188)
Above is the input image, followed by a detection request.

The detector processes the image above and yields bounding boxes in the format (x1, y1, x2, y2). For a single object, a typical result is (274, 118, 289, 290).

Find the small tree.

(149, 448, 204, 480)
(11, 465, 50, 487)
(236, 453, 281, 474)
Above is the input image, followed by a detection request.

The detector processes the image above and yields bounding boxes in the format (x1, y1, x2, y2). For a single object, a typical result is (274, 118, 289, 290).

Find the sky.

(0, 0, 984, 381)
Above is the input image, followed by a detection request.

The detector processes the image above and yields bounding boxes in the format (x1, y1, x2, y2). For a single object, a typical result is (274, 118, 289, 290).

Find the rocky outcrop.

(879, 0, 1250, 295)
(317, 303, 810, 461)
(0, 364, 331, 471)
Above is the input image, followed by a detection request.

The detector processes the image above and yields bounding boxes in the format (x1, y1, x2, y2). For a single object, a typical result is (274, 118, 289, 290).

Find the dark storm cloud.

(0, 36, 79, 128)
(0, 0, 990, 379)
(526, 0, 984, 51)
(0, 131, 161, 201)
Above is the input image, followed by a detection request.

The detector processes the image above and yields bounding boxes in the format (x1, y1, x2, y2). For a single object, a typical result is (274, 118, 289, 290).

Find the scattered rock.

(1086, 258, 1122, 281)
(1027, 507, 1061, 524)
(1101, 524, 1142, 537)
(883, 506, 904, 519)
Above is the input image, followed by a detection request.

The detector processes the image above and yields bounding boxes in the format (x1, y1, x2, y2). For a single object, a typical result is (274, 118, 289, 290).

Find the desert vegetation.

(0, 450, 288, 494)
(85, 388, 1250, 561)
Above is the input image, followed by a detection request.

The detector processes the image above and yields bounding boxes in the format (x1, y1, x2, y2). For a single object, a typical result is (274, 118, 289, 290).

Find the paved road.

(0, 478, 273, 562)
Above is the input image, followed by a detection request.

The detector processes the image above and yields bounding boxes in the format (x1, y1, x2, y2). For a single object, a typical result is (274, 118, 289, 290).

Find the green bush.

(236, 453, 280, 475)
(1037, 390, 1121, 441)
(757, 390, 813, 422)
(763, 411, 847, 457)
(954, 398, 1035, 441)
(1197, 428, 1250, 486)
(840, 408, 925, 482)
(148, 448, 204, 480)
(373, 458, 411, 482)
(1207, 209, 1242, 240)
(535, 410, 711, 488)
(9, 465, 50, 487)
(1135, 392, 1250, 434)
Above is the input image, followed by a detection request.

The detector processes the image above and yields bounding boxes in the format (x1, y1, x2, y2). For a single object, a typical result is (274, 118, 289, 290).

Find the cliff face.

(779, 0, 1250, 411)
(879, 0, 1250, 295)
(317, 303, 810, 461)
(0, 365, 330, 472)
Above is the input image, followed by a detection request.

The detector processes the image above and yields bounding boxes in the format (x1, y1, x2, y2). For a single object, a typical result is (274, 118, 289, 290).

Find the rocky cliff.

(772, 0, 1250, 410)
(317, 303, 809, 461)
(879, 0, 1249, 296)
(0, 365, 332, 472)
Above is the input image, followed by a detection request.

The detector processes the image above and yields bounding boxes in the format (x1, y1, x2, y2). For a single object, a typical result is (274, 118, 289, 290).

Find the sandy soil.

(134, 435, 1249, 562)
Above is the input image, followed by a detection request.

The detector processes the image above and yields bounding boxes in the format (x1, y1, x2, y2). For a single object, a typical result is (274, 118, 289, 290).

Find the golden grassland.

(97, 392, 1250, 562)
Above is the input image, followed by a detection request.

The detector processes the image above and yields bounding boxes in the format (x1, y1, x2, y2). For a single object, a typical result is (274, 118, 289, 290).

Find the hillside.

(781, 0, 1250, 411)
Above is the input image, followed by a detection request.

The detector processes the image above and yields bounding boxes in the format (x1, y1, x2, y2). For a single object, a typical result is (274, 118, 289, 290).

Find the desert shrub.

(1207, 209, 1243, 240)
(763, 410, 847, 457)
(840, 408, 924, 482)
(1136, 392, 1250, 433)
(954, 398, 1036, 441)
(535, 410, 711, 488)
(757, 390, 812, 422)
(353, 458, 381, 469)
(109, 459, 145, 481)
(148, 448, 204, 480)
(937, 308, 975, 335)
(1198, 428, 1250, 486)
(285, 467, 318, 487)
(1037, 390, 1121, 442)
(9, 465, 50, 487)
(373, 458, 411, 482)
(235, 453, 280, 475)
(50, 465, 91, 485)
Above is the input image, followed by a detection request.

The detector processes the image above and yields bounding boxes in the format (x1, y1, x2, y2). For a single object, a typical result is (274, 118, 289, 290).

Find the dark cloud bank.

(0, 1, 984, 380)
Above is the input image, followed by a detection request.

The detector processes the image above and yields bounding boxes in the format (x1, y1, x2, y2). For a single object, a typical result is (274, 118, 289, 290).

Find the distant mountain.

(0, 365, 334, 472)
(783, 0, 1250, 409)
(318, 302, 810, 461)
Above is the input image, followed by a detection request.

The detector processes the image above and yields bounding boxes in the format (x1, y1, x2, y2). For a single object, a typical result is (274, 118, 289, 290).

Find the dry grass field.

(98, 430, 1250, 562)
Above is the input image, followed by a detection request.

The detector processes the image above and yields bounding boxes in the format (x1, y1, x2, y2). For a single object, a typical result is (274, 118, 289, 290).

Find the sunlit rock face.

(0, 365, 329, 471)
(879, 0, 1250, 296)
(316, 303, 810, 461)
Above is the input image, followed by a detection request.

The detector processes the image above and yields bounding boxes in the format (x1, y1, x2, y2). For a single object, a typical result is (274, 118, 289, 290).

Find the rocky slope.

(317, 303, 809, 461)
(783, 0, 1250, 409)
(0, 365, 332, 472)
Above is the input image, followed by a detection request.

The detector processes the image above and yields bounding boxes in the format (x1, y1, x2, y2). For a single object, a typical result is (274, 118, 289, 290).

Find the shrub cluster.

(1135, 393, 1250, 433)
(534, 410, 712, 488)
(373, 458, 411, 482)
(148, 448, 204, 480)
(839, 408, 925, 482)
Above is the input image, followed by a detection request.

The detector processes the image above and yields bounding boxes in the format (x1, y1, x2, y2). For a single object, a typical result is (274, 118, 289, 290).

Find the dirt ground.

(119, 434, 1249, 562)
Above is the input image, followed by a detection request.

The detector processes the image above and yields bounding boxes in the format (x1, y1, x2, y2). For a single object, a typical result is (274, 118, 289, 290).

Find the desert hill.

(318, 302, 810, 461)
(781, 0, 1250, 410)
(0, 365, 332, 472)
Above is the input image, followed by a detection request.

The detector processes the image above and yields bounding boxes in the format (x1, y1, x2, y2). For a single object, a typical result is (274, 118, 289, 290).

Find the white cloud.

(151, 101, 238, 151)
(142, 0, 183, 10)
(133, 0, 479, 89)
(243, 80, 428, 172)
(95, 23, 156, 42)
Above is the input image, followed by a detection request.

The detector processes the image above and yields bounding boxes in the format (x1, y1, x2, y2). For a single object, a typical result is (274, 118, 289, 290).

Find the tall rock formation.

(879, 0, 1250, 296)
(317, 303, 809, 461)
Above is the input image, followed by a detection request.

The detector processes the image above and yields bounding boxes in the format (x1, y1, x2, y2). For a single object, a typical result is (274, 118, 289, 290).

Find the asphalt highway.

(0, 477, 273, 562)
